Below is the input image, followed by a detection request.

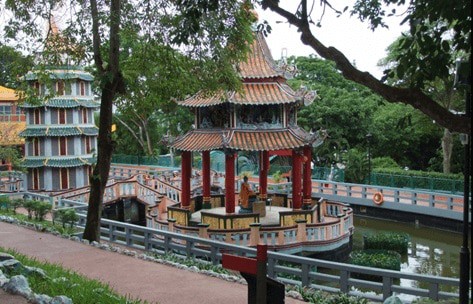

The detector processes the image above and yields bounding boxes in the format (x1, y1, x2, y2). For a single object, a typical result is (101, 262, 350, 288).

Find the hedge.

(350, 250, 401, 271)
(363, 232, 409, 255)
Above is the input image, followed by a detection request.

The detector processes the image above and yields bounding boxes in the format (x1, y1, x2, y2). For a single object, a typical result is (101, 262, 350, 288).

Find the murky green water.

(353, 216, 464, 280)
(351, 216, 469, 301)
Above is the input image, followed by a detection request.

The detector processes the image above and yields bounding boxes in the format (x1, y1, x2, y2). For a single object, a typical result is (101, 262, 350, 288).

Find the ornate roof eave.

(178, 82, 303, 108)
(169, 127, 322, 152)
(21, 156, 96, 168)
(21, 97, 100, 109)
(19, 126, 98, 137)
(24, 69, 93, 82)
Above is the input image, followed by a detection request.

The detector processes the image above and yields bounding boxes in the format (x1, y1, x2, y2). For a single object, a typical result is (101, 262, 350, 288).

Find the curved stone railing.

(147, 202, 353, 254)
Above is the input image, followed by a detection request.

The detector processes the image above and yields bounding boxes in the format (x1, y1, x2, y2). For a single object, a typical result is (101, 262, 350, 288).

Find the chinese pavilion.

(170, 29, 320, 215)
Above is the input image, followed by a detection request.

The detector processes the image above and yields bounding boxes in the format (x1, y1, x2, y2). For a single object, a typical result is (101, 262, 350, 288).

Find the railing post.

(125, 226, 132, 246)
(301, 263, 310, 287)
(428, 282, 439, 301)
(249, 223, 261, 246)
(198, 223, 210, 239)
(296, 219, 307, 242)
(382, 276, 393, 300)
(167, 218, 176, 232)
(340, 269, 349, 293)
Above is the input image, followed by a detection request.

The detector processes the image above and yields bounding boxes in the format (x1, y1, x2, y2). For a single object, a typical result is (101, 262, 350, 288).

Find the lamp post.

(454, 59, 471, 303)
(366, 133, 372, 184)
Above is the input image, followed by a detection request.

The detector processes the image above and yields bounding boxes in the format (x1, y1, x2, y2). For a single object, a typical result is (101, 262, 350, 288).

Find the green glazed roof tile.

(20, 126, 98, 137)
(22, 98, 100, 109)
(22, 157, 96, 168)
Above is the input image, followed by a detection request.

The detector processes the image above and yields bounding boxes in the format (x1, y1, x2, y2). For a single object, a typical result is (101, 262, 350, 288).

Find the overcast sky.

(256, 5, 408, 78)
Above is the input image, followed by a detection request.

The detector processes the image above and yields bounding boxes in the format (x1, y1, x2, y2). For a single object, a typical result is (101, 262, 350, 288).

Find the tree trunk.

(82, 85, 115, 241)
(442, 128, 453, 174)
(83, 0, 122, 242)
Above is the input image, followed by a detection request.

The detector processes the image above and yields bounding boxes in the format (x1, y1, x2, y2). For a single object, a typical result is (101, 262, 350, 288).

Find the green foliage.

(373, 168, 463, 181)
(0, 146, 24, 171)
(372, 157, 399, 169)
(350, 250, 401, 271)
(411, 298, 458, 304)
(0, 44, 34, 88)
(292, 55, 381, 167)
(343, 148, 368, 184)
(22, 199, 36, 220)
(272, 171, 283, 183)
(53, 208, 79, 228)
(10, 198, 24, 214)
(1, 247, 143, 303)
(363, 232, 410, 254)
(33, 201, 52, 221)
(351, 0, 470, 87)
(289, 286, 368, 304)
(0, 195, 10, 211)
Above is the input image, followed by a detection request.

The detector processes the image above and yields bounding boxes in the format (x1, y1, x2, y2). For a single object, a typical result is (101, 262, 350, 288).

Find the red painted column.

(292, 150, 302, 209)
(225, 151, 236, 213)
(202, 151, 211, 208)
(259, 151, 269, 201)
(303, 146, 312, 208)
(181, 151, 191, 209)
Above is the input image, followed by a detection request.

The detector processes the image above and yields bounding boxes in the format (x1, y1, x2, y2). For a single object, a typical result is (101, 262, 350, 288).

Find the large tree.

(379, 37, 464, 173)
(259, 0, 471, 135)
(2, 0, 254, 241)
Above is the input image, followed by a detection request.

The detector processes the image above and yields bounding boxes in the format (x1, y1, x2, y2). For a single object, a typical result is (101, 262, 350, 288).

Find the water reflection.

(353, 216, 464, 295)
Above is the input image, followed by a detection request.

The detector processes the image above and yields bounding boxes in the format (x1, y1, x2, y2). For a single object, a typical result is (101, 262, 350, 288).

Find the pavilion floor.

(190, 206, 292, 226)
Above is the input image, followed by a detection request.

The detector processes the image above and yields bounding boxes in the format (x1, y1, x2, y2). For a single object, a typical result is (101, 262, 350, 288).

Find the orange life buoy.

(373, 192, 384, 205)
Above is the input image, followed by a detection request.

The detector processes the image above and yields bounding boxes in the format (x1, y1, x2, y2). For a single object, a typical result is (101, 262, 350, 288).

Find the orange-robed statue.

(240, 175, 256, 209)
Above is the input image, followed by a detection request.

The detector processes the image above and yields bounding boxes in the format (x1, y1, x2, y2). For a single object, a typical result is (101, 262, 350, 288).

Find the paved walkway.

(0, 222, 305, 304)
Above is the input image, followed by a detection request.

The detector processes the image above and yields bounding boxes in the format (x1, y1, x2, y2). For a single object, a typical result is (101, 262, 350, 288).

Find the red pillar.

(292, 150, 303, 209)
(259, 151, 269, 201)
(225, 151, 236, 213)
(202, 151, 211, 208)
(303, 146, 312, 208)
(181, 151, 191, 209)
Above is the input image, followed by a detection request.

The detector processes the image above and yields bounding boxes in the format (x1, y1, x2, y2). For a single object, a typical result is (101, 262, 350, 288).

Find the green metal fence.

(111, 154, 176, 167)
(370, 172, 465, 193)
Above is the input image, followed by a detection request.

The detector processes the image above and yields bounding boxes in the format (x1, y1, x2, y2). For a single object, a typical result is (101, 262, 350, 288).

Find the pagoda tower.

(19, 67, 99, 191)
(19, 18, 98, 191)
(170, 29, 320, 213)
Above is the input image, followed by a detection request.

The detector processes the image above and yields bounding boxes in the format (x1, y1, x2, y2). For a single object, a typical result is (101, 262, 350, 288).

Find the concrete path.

(0, 222, 305, 304)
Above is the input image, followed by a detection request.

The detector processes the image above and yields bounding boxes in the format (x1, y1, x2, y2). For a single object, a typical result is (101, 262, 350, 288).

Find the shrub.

(0, 195, 11, 211)
(10, 198, 24, 214)
(23, 199, 37, 219)
(34, 201, 52, 221)
(350, 250, 401, 271)
(372, 157, 399, 169)
(363, 232, 409, 254)
(53, 208, 79, 228)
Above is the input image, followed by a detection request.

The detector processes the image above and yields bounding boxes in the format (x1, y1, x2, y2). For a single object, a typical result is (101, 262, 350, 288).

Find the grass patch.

(0, 209, 78, 236)
(1, 247, 146, 304)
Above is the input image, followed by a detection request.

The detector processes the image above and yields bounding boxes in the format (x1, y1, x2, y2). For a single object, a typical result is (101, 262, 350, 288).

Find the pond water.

(352, 216, 465, 300)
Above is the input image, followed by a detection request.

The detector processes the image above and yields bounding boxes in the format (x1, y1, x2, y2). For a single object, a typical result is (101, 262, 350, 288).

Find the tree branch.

(260, 1, 471, 134)
(90, 0, 104, 74)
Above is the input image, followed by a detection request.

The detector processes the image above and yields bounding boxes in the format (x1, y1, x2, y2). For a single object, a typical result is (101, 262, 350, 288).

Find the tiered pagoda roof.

(22, 156, 96, 168)
(21, 97, 99, 108)
(170, 30, 319, 153)
(19, 126, 98, 137)
(177, 32, 304, 108)
(171, 127, 319, 152)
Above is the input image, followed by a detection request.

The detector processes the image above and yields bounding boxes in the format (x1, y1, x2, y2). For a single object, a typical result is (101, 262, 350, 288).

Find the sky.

(256, 4, 409, 78)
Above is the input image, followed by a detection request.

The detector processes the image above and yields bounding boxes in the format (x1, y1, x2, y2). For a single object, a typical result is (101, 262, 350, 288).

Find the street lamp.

(454, 59, 471, 303)
(366, 133, 372, 185)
